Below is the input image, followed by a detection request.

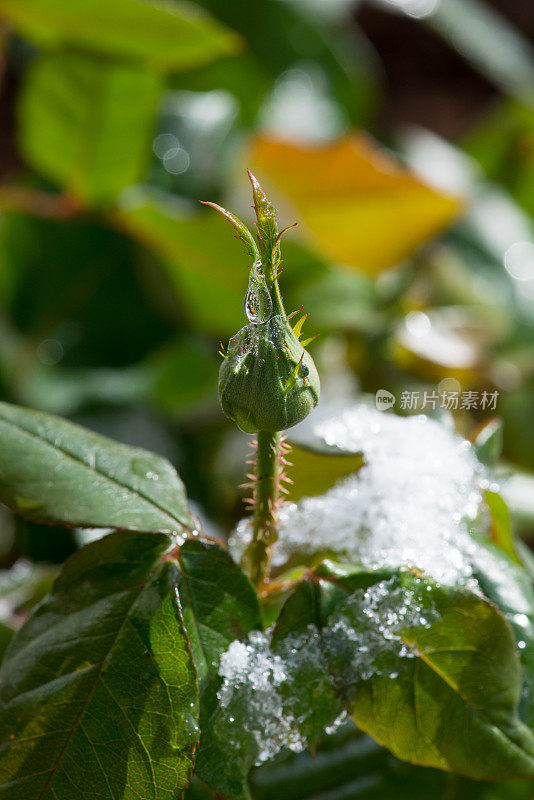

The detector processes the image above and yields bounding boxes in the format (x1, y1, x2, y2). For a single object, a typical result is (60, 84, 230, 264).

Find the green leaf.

(0, 0, 239, 71)
(175, 539, 261, 687)
(0, 560, 57, 630)
(251, 722, 533, 800)
(0, 624, 14, 664)
(197, 560, 534, 796)
(176, 539, 262, 800)
(270, 579, 345, 748)
(184, 553, 534, 797)
(325, 568, 534, 781)
(501, 469, 534, 537)
(264, 564, 534, 783)
(0, 401, 195, 532)
(484, 489, 520, 564)
(469, 538, 534, 728)
(471, 418, 503, 466)
(286, 446, 364, 501)
(0, 531, 199, 800)
(19, 52, 162, 205)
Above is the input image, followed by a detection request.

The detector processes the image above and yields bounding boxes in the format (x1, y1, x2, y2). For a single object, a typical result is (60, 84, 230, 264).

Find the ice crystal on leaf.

(216, 578, 436, 765)
(219, 404, 524, 769)
(217, 630, 307, 764)
(323, 578, 436, 684)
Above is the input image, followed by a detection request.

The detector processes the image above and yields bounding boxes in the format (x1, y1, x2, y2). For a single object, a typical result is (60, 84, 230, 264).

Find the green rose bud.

(202, 170, 320, 433)
(219, 314, 320, 433)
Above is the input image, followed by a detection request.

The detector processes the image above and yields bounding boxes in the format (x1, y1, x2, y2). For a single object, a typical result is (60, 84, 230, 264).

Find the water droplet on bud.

(244, 263, 272, 324)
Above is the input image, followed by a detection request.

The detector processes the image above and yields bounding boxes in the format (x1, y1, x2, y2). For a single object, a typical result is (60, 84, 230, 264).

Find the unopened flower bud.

(202, 170, 320, 433)
(219, 314, 320, 433)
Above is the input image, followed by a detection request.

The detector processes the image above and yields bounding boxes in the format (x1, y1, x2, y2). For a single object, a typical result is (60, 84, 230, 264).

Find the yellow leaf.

(249, 134, 463, 274)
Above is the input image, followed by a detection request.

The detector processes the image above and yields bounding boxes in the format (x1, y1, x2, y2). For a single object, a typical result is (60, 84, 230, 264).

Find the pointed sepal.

(285, 352, 305, 393)
(292, 313, 309, 339)
(301, 333, 319, 348)
(247, 169, 278, 264)
(200, 200, 260, 262)
(271, 222, 297, 269)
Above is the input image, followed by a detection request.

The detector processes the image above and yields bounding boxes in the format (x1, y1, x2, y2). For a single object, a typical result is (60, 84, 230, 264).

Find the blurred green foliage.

(1, 0, 534, 796)
(0, 0, 533, 527)
(0, 0, 534, 701)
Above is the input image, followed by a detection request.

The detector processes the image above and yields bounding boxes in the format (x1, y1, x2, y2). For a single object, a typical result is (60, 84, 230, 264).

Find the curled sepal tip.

(200, 200, 259, 262)
(272, 222, 297, 274)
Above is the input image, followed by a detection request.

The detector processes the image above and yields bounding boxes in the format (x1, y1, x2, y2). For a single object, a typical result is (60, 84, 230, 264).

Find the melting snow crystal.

(217, 630, 306, 763)
(232, 404, 487, 585)
(323, 578, 437, 683)
(221, 404, 496, 765)
(217, 579, 435, 765)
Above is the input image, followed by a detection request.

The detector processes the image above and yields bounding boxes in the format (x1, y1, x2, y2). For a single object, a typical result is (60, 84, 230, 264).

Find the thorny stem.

(241, 258, 290, 587)
(242, 430, 290, 588)
(216, 172, 308, 585)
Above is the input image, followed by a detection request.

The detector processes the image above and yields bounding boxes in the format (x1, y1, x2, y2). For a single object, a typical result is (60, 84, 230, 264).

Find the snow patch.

(232, 404, 489, 585)
(217, 578, 435, 765)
